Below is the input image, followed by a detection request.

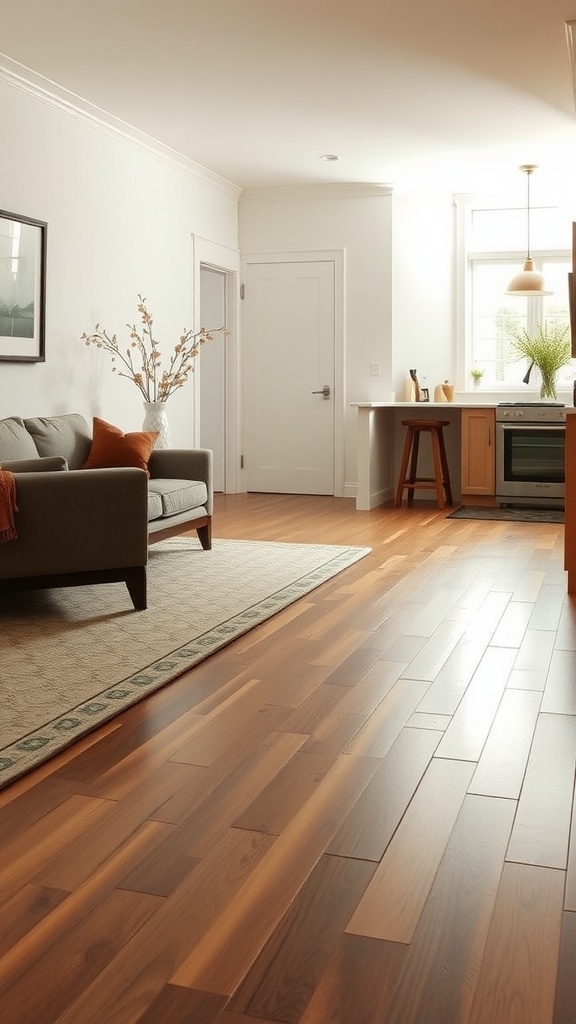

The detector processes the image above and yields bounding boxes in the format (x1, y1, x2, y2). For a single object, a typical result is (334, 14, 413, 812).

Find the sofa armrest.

(148, 448, 213, 514)
(0, 456, 68, 473)
(0, 467, 149, 579)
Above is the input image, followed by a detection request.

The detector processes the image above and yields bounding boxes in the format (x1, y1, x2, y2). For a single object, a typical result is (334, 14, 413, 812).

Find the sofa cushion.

(148, 478, 208, 520)
(83, 418, 158, 474)
(147, 489, 164, 520)
(24, 413, 93, 470)
(0, 417, 39, 462)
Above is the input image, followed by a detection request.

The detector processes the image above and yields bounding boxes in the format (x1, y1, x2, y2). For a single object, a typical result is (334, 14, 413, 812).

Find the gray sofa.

(0, 413, 213, 610)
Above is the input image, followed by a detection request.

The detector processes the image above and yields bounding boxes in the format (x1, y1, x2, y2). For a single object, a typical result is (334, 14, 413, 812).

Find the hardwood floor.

(1, 492, 575, 1023)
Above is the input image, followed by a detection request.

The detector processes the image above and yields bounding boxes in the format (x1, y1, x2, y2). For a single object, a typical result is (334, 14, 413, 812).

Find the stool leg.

(430, 430, 446, 510)
(438, 430, 453, 505)
(395, 426, 414, 507)
(407, 430, 420, 506)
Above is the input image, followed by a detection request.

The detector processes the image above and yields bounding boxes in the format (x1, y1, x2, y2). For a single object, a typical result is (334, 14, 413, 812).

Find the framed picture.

(0, 209, 47, 362)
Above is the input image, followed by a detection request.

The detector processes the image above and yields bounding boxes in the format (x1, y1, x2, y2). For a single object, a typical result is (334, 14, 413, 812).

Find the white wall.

(239, 184, 456, 492)
(391, 194, 455, 399)
(239, 184, 394, 493)
(0, 72, 239, 445)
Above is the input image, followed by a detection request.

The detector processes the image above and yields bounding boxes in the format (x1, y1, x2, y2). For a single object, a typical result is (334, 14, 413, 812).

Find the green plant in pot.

(470, 368, 484, 386)
(510, 322, 572, 400)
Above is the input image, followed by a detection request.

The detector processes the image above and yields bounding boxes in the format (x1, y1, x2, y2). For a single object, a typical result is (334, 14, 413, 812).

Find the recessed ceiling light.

(320, 154, 340, 162)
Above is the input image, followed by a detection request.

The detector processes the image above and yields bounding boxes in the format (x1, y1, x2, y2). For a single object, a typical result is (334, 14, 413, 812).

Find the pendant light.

(506, 164, 551, 296)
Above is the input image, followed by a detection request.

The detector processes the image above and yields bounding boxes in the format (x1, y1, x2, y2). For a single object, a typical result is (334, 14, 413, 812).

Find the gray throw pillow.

(0, 417, 39, 462)
(24, 413, 92, 470)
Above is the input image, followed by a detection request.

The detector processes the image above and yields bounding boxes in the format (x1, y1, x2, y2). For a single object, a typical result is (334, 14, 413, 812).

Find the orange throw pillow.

(83, 417, 158, 474)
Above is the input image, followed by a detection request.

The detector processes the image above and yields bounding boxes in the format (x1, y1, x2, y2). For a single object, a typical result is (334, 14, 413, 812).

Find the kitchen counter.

(352, 396, 573, 510)
(352, 403, 464, 509)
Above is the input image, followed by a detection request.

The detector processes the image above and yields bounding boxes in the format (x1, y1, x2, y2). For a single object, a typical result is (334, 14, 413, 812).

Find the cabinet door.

(565, 414, 576, 592)
(461, 408, 495, 495)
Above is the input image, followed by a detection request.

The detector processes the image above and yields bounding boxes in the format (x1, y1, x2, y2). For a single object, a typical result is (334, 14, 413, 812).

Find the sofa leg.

(197, 520, 212, 550)
(125, 567, 147, 610)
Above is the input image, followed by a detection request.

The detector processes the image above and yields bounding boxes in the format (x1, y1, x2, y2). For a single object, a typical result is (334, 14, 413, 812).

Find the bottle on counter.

(442, 380, 454, 402)
(403, 373, 416, 402)
(409, 368, 421, 402)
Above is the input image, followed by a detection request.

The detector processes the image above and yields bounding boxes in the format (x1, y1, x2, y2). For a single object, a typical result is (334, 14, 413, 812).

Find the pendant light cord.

(526, 167, 532, 260)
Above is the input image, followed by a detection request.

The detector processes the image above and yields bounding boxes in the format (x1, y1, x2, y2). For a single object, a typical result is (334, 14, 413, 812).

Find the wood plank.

(490, 599, 534, 647)
(53, 828, 275, 1024)
(378, 794, 516, 1024)
(562, 779, 576, 912)
(345, 676, 432, 758)
(514, 626, 556, 674)
(407, 711, 451, 730)
(434, 646, 515, 761)
(321, 645, 383, 687)
(170, 754, 379, 995)
(0, 883, 68, 958)
(185, 731, 310, 857)
(507, 668, 548, 691)
(345, 757, 474, 942)
(229, 853, 375, 1022)
(552, 911, 576, 1024)
(506, 713, 576, 869)
(468, 688, 542, 799)
(0, 820, 186, 996)
(298, 934, 407, 1024)
(468, 863, 564, 1024)
(541, 649, 576, 714)
(529, 581, 569, 631)
(400, 587, 468, 637)
(327, 727, 441, 860)
(137, 985, 226, 1024)
(0, 889, 161, 1024)
(415, 631, 493, 715)
(392, 618, 468, 681)
(231, 717, 366, 839)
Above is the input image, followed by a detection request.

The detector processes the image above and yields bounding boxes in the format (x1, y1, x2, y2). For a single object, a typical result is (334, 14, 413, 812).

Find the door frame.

(241, 249, 345, 497)
(193, 235, 241, 493)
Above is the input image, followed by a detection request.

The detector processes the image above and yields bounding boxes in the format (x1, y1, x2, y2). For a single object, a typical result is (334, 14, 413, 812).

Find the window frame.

(455, 193, 571, 392)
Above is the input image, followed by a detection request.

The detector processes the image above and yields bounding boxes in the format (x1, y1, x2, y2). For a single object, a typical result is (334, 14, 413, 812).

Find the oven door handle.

(499, 422, 566, 431)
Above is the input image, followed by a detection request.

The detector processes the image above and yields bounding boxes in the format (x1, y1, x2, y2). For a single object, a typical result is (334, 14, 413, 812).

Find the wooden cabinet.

(565, 413, 576, 592)
(461, 408, 495, 497)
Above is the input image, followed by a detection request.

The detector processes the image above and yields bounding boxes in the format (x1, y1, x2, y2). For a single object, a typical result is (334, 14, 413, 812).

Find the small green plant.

(470, 368, 484, 384)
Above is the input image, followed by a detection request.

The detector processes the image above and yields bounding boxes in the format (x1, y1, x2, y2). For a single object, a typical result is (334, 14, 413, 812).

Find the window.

(456, 196, 572, 391)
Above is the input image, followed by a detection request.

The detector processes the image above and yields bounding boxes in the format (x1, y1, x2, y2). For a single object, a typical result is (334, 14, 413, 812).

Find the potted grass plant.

(510, 322, 572, 400)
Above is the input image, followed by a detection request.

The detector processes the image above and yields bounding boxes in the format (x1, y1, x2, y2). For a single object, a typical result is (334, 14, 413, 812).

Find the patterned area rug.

(0, 537, 370, 789)
(447, 505, 564, 524)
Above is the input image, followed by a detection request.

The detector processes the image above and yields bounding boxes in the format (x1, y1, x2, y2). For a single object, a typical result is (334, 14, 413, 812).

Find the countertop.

(352, 399, 576, 410)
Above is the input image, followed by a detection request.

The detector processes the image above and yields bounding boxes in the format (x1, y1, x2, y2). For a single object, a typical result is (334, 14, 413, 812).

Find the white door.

(243, 259, 335, 494)
(200, 266, 226, 491)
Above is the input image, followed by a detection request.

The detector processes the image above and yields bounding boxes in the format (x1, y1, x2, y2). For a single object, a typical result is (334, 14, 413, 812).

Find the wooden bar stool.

(395, 419, 453, 509)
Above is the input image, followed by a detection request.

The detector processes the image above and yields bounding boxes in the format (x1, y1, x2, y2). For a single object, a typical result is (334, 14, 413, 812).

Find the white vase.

(142, 401, 170, 449)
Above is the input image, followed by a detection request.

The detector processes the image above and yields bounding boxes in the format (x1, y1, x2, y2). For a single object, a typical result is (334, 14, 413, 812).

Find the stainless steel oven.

(495, 402, 566, 508)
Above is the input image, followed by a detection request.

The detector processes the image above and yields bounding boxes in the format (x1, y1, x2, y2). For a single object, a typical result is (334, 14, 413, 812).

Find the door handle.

(312, 385, 331, 400)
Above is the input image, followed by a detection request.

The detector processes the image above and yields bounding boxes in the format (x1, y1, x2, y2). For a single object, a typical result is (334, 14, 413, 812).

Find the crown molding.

(0, 52, 242, 201)
(240, 183, 394, 203)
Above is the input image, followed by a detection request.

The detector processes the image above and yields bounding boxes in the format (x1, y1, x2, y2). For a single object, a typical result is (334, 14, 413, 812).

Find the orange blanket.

(0, 468, 18, 542)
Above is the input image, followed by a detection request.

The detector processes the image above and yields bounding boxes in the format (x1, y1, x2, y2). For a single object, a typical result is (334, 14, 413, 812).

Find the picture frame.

(0, 209, 47, 362)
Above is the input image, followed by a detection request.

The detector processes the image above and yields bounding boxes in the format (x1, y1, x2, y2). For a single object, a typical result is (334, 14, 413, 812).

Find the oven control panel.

(496, 403, 566, 423)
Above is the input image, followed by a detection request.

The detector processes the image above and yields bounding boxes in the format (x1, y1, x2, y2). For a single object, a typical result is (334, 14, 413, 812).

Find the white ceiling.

(2, 0, 576, 202)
